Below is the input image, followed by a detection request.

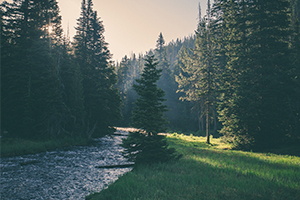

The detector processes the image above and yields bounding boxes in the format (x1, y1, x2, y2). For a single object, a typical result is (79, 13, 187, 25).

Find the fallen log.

(95, 163, 134, 169)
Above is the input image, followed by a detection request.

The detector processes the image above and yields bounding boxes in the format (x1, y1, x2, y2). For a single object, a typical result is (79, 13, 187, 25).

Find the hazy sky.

(2, 0, 208, 62)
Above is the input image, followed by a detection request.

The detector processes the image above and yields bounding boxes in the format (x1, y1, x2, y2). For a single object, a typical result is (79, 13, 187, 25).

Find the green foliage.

(131, 55, 168, 134)
(122, 55, 179, 164)
(213, 0, 299, 150)
(1, 0, 66, 139)
(121, 131, 178, 164)
(87, 134, 300, 200)
(73, 0, 121, 138)
(155, 33, 183, 130)
(1, 0, 120, 141)
(290, 0, 300, 140)
(176, 2, 219, 143)
(116, 36, 197, 132)
(156, 32, 165, 62)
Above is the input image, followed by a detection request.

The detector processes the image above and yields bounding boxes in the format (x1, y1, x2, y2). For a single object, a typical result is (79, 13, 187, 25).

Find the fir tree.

(214, 0, 295, 149)
(176, 1, 219, 143)
(1, 0, 66, 139)
(155, 33, 180, 130)
(122, 55, 178, 164)
(131, 55, 168, 133)
(290, 0, 300, 139)
(73, 0, 121, 138)
(156, 32, 165, 63)
(59, 39, 85, 136)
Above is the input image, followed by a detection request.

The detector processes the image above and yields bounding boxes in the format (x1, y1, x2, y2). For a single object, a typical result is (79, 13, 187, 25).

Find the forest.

(1, 0, 300, 151)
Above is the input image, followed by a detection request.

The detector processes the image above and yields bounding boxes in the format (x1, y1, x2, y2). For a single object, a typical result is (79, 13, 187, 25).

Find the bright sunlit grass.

(87, 133, 300, 200)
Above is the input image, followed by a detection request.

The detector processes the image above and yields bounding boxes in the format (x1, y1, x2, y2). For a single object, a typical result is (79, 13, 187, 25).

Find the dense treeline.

(1, 0, 299, 151)
(212, 0, 300, 150)
(117, 0, 300, 150)
(1, 0, 120, 140)
(115, 34, 200, 132)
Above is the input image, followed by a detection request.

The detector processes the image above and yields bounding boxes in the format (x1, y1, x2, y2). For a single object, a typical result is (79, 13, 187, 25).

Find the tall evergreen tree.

(174, 47, 201, 131)
(122, 55, 178, 164)
(156, 32, 165, 63)
(176, 1, 219, 143)
(1, 0, 66, 139)
(290, 0, 300, 139)
(73, 0, 120, 138)
(200, 0, 219, 143)
(155, 33, 181, 130)
(131, 55, 168, 133)
(214, 0, 295, 149)
(58, 38, 85, 136)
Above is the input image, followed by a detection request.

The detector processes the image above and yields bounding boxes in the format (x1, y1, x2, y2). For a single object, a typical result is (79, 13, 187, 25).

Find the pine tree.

(174, 47, 201, 131)
(1, 0, 66, 139)
(156, 32, 165, 63)
(155, 32, 180, 130)
(122, 55, 178, 164)
(176, 1, 218, 143)
(290, 0, 300, 139)
(131, 55, 168, 133)
(196, 0, 218, 144)
(59, 38, 85, 136)
(73, 0, 120, 138)
(214, 0, 295, 149)
(117, 55, 132, 95)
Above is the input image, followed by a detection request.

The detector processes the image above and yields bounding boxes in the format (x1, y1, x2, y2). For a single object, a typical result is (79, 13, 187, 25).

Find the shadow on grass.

(87, 136, 300, 200)
(257, 145, 300, 157)
(173, 137, 300, 190)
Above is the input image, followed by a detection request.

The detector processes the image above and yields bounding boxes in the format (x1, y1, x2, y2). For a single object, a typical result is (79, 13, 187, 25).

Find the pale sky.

(2, 0, 208, 62)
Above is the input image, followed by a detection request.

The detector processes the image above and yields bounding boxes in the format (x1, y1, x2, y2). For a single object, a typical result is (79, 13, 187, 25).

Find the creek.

(0, 129, 132, 200)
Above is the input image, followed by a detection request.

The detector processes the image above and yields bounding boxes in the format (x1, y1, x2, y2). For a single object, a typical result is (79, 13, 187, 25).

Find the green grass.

(86, 133, 300, 200)
(0, 136, 89, 157)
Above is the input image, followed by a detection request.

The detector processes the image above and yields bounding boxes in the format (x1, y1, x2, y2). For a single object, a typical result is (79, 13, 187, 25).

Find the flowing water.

(0, 129, 132, 200)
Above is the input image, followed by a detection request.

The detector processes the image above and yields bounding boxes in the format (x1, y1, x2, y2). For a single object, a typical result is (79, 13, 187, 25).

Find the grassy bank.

(1, 136, 89, 157)
(86, 133, 300, 200)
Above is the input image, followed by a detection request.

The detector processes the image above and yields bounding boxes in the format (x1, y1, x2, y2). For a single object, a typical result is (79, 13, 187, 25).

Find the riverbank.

(0, 127, 135, 158)
(86, 133, 300, 200)
(1, 133, 131, 199)
(0, 136, 90, 157)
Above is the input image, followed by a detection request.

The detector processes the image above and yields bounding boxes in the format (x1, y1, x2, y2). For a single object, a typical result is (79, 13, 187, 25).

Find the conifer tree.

(1, 0, 66, 139)
(156, 32, 165, 63)
(214, 0, 295, 149)
(290, 0, 300, 139)
(131, 55, 168, 133)
(155, 33, 180, 129)
(73, 0, 120, 138)
(59, 39, 85, 136)
(176, 1, 218, 143)
(122, 55, 178, 164)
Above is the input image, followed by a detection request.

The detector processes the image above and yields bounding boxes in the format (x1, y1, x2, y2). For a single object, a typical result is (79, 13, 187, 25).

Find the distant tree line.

(115, 34, 199, 132)
(1, 0, 120, 140)
(116, 0, 300, 150)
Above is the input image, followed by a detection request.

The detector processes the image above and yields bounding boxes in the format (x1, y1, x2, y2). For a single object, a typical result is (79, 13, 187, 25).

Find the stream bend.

(0, 129, 132, 200)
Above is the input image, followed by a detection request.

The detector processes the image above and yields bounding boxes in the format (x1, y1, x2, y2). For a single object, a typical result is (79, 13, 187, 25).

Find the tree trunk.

(206, 104, 210, 144)
(213, 104, 217, 132)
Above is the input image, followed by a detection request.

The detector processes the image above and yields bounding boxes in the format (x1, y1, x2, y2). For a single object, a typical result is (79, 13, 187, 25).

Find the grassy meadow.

(87, 133, 300, 200)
